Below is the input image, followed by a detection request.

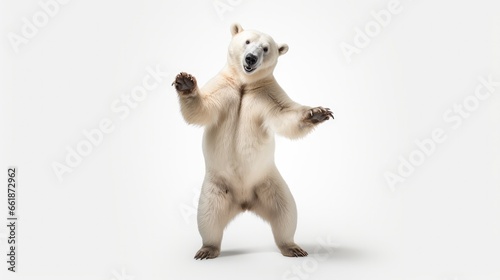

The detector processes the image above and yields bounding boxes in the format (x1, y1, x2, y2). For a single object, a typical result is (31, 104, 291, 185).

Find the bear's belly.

(202, 121, 275, 188)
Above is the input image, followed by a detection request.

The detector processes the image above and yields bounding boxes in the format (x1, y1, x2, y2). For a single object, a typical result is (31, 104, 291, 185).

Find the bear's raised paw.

(305, 107, 334, 124)
(172, 72, 197, 94)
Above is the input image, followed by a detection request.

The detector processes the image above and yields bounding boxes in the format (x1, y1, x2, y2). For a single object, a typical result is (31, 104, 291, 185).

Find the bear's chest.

(232, 89, 267, 130)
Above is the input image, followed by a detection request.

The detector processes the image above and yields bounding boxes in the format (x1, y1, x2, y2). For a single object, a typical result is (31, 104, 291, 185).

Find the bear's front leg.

(172, 72, 219, 126)
(267, 105, 334, 139)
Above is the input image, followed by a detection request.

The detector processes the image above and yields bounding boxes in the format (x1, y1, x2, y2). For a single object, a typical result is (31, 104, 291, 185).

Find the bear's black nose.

(245, 54, 258, 66)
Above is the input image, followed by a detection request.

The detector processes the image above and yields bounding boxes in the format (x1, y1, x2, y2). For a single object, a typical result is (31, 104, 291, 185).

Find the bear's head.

(227, 23, 288, 82)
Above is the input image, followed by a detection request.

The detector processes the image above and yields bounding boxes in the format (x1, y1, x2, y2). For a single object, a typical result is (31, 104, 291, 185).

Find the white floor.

(1, 1, 500, 279)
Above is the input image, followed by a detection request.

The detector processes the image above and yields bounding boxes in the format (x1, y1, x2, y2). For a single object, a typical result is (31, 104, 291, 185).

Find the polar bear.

(172, 23, 333, 260)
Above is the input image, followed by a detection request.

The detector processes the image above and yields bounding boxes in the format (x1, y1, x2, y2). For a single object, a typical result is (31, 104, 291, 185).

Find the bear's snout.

(245, 54, 258, 66)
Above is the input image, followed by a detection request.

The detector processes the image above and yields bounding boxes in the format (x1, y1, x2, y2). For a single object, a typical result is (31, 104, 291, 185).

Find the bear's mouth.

(243, 65, 256, 73)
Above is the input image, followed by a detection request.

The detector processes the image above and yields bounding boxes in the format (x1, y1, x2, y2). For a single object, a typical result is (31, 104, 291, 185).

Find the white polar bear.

(172, 23, 333, 259)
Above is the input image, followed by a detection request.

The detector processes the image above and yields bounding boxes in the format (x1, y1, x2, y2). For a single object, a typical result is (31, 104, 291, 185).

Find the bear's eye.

(245, 40, 250, 45)
(263, 47, 268, 52)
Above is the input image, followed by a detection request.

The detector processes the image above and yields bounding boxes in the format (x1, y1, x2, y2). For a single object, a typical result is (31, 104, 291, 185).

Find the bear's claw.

(306, 107, 334, 124)
(172, 72, 197, 94)
(194, 246, 220, 260)
(280, 244, 309, 257)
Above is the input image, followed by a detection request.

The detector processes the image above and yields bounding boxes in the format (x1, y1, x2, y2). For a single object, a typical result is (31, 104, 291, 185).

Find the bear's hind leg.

(195, 179, 239, 260)
(252, 174, 308, 257)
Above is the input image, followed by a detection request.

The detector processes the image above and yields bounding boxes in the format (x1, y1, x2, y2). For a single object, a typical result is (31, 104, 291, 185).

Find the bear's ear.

(230, 23, 244, 36)
(278, 44, 289, 56)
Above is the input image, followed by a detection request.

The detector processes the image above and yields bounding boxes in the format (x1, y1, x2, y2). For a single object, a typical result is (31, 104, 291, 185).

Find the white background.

(1, 0, 500, 279)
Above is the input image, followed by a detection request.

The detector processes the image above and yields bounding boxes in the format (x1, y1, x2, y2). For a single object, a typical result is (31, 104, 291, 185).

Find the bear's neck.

(223, 64, 275, 87)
